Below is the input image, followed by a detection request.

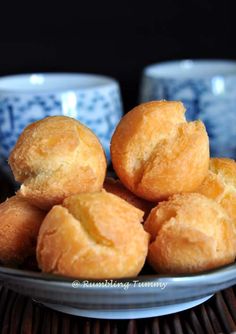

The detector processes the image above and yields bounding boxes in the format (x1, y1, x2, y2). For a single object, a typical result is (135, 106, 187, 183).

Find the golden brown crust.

(9, 116, 107, 210)
(197, 158, 236, 227)
(103, 177, 155, 219)
(144, 193, 236, 274)
(37, 190, 150, 279)
(111, 101, 209, 201)
(0, 195, 46, 265)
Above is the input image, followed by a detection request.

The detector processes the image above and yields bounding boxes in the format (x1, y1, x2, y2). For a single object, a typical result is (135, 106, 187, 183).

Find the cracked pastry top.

(9, 116, 107, 210)
(36, 190, 150, 279)
(110, 100, 210, 201)
(144, 193, 236, 274)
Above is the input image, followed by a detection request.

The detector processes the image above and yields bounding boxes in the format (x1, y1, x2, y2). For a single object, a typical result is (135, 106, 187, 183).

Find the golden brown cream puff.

(9, 116, 107, 210)
(144, 193, 236, 274)
(0, 195, 46, 265)
(37, 190, 150, 279)
(103, 177, 155, 219)
(197, 158, 236, 228)
(111, 101, 209, 201)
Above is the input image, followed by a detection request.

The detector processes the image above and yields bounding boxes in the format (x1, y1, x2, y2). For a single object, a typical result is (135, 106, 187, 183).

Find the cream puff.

(111, 101, 209, 201)
(144, 193, 236, 274)
(9, 116, 107, 210)
(37, 190, 149, 279)
(103, 177, 155, 219)
(0, 195, 46, 265)
(197, 158, 236, 228)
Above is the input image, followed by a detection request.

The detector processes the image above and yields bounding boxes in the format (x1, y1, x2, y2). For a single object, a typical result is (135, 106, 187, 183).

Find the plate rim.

(0, 262, 236, 288)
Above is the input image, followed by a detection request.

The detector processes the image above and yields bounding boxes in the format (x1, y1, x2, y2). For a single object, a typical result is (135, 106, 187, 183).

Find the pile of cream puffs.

(0, 100, 236, 279)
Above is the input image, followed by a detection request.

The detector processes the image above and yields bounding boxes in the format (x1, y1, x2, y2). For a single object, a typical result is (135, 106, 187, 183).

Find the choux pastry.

(197, 158, 236, 228)
(37, 190, 150, 279)
(144, 193, 236, 274)
(111, 101, 209, 201)
(9, 116, 107, 210)
(103, 177, 155, 219)
(0, 195, 45, 265)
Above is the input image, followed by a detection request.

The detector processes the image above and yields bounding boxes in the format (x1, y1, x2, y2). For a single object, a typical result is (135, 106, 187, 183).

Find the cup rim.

(0, 72, 119, 94)
(143, 59, 236, 79)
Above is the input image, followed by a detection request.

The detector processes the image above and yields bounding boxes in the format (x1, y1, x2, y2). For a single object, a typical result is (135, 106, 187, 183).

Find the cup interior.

(0, 73, 117, 93)
(144, 60, 236, 79)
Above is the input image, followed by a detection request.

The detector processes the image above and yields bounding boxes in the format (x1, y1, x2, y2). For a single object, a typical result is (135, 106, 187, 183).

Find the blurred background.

(0, 0, 236, 112)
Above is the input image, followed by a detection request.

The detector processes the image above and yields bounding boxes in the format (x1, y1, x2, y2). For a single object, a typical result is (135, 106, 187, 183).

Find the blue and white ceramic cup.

(140, 60, 236, 158)
(0, 73, 123, 178)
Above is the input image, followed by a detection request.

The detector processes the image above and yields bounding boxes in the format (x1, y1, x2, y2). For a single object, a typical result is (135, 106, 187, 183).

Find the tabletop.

(0, 284, 236, 334)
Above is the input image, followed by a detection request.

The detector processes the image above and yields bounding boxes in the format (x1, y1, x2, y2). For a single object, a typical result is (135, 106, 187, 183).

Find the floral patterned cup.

(140, 60, 236, 158)
(0, 73, 123, 179)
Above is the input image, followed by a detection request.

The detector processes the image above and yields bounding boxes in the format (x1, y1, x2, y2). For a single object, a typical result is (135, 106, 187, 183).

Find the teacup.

(140, 60, 236, 158)
(0, 73, 123, 178)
